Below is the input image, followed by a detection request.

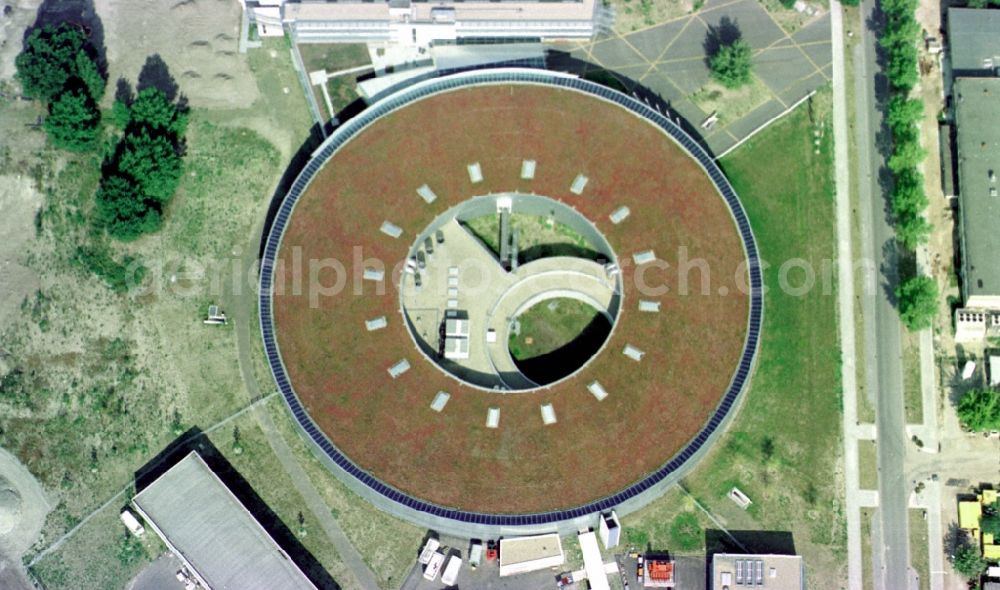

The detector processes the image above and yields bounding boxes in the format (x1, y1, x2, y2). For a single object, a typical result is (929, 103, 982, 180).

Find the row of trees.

(16, 24, 106, 151)
(17, 23, 188, 243)
(880, 0, 940, 332)
(882, 0, 929, 250)
(96, 87, 188, 241)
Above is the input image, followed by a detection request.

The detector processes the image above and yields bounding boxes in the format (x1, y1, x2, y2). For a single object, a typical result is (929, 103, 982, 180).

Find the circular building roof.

(261, 69, 762, 532)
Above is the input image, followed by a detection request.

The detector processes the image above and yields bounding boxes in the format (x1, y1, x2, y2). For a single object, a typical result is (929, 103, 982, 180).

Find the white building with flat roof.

(242, 0, 603, 43)
(711, 554, 804, 590)
(498, 533, 564, 577)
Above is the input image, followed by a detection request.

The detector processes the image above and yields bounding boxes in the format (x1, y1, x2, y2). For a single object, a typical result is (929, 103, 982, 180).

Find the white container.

(423, 552, 445, 581)
(441, 555, 462, 585)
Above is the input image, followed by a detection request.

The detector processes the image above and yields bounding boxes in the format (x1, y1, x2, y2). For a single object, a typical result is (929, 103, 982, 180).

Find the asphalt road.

(852, 0, 913, 586)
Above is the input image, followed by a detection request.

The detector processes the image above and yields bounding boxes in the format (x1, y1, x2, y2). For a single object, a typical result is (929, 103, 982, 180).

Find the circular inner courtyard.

(264, 72, 759, 517)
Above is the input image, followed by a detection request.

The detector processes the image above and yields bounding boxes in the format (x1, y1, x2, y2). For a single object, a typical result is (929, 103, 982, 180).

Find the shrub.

(73, 244, 146, 293)
(957, 389, 1000, 433)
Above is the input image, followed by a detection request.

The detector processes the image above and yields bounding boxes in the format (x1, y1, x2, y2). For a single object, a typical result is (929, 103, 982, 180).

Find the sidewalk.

(829, 3, 864, 588)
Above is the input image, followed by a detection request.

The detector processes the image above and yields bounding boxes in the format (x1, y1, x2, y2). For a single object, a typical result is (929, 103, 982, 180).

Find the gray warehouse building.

(954, 77, 1000, 312)
(948, 8, 1000, 77)
(132, 451, 318, 590)
(947, 8, 1000, 341)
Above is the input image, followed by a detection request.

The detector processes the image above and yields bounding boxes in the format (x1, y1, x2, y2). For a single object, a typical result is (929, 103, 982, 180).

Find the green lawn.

(297, 43, 370, 76)
(909, 509, 930, 590)
(462, 213, 602, 263)
(902, 330, 923, 425)
(628, 92, 844, 583)
(862, 508, 875, 590)
(510, 298, 604, 360)
(859, 440, 879, 490)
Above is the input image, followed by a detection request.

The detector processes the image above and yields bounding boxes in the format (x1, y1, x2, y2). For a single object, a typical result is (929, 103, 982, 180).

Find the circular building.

(260, 69, 762, 535)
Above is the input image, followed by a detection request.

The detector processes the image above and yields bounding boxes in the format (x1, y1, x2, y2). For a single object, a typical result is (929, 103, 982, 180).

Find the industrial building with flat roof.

(954, 77, 1000, 311)
(242, 0, 603, 43)
(132, 451, 319, 590)
(947, 8, 1000, 77)
(711, 553, 804, 590)
(498, 533, 564, 577)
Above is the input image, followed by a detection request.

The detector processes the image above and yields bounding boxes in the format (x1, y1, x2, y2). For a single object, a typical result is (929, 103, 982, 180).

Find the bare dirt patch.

(93, 0, 259, 109)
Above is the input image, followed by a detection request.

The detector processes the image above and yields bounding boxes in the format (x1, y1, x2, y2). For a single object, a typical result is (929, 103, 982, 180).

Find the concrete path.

(829, 3, 865, 588)
(229, 233, 380, 590)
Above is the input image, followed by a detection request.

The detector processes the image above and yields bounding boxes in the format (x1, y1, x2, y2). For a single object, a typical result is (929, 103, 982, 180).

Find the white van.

(441, 555, 462, 586)
(423, 551, 445, 581)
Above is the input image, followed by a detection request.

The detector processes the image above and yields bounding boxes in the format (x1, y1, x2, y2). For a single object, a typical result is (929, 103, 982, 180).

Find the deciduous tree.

(709, 39, 754, 89)
(895, 275, 938, 330)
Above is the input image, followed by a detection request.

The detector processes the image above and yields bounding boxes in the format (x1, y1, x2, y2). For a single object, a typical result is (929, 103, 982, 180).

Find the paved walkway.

(228, 232, 380, 590)
(828, 3, 864, 588)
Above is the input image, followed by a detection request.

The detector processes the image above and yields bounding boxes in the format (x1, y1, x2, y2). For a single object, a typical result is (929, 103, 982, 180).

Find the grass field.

(691, 77, 773, 127)
(272, 83, 752, 513)
(630, 92, 844, 585)
(298, 43, 370, 76)
(510, 298, 612, 384)
(2, 34, 319, 588)
(621, 487, 715, 554)
(463, 213, 603, 263)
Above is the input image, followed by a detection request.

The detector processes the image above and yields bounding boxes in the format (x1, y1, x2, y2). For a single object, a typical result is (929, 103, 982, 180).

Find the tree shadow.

(545, 48, 715, 156)
(134, 429, 340, 590)
(512, 313, 613, 385)
(28, 0, 106, 74)
(114, 77, 134, 105)
(878, 237, 908, 306)
(137, 54, 179, 102)
(704, 529, 797, 557)
(703, 16, 743, 65)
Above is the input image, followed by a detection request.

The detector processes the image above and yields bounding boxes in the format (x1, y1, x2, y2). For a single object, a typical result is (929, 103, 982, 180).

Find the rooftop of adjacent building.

(711, 553, 803, 590)
(954, 77, 1000, 303)
(948, 7, 1000, 75)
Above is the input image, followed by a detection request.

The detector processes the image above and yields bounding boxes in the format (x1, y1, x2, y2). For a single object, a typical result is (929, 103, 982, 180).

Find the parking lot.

(398, 533, 709, 590)
(550, 0, 832, 155)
